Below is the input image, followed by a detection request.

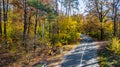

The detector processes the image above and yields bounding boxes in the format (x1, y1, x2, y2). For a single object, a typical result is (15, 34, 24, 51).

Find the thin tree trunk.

(42, 22, 44, 38)
(0, 1, 2, 36)
(100, 22, 103, 40)
(27, 16, 31, 38)
(23, 0, 27, 51)
(100, 3, 103, 40)
(55, 0, 59, 38)
(113, 0, 118, 36)
(66, 6, 67, 15)
(6, 0, 8, 38)
(56, 0, 58, 12)
(113, 7, 117, 36)
(3, 0, 7, 44)
(68, 1, 70, 16)
(100, 14, 103, 40)
(48, 19, 50, 38)
(34, 0, 38, 52)
(61, 0, 63, 15)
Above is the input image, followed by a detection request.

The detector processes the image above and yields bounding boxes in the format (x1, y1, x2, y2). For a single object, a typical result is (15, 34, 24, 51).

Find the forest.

(0, 0, 120, 67)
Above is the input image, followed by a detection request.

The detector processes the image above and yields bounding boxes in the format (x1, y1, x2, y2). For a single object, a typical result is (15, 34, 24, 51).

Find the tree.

(3, 0, 8, 43)
(34, 0, 38, 51)
(0, 0, 2, 36)
(85, 0, 110, 40)
(59, 0, 64, 14)
(27, 8, 34, 37)
(111, 0, 120, 36)
(23, 0, 27, 50)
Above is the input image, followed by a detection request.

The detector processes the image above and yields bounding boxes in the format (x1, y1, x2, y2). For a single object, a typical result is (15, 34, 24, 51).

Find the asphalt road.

(60, 34, 99, 67)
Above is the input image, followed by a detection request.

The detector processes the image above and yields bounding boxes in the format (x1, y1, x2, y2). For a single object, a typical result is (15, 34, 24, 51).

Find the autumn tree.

(85, 0, 110, 40)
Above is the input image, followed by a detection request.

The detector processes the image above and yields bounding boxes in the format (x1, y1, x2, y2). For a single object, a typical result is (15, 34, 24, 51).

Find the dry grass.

(23, 44, 78, 67)
(94, 41, 109, 50)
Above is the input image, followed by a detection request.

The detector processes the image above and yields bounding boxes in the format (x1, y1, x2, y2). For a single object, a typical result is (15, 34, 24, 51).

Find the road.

(60, 34, 100, 67)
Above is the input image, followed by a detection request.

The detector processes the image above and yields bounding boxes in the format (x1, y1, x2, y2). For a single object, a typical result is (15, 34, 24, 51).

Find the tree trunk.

(66, 6, 68, 15)
(61, 0, 63, 15)
(27, 16, 32, 38)
(113, 9, 117, 36)
(23, 0, 27, 50)
(100, 19, 103, 40)
(55, 0, 59, 41)
(68, 1, 71, 16)
(100, 3, 103, 40)
(48, 19, 50, 38)
(42, 22, 44, 38)
(34, 0, 38, 51)
(0, 1, 2, 36)
(113, 0, 118, 37)
(3, 0, 8, 44)
(56, 0, 58, 12)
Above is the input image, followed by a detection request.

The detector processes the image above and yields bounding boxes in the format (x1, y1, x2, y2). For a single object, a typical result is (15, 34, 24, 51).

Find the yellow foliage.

(7, 37, 13, 44)
(108, 37, 120, 55)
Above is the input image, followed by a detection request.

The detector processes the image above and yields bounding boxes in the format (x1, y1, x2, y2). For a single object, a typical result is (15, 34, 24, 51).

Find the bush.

(108, 37, 120, 55)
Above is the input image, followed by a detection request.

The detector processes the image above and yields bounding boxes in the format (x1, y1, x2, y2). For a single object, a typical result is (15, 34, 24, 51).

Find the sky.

(58, 0, 86, 15)
(78, 0, 85, 14)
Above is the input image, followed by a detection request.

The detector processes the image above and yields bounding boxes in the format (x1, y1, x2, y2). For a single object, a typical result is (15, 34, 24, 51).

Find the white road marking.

(60, 35, 100, 67)
(79, 43, 87, 67)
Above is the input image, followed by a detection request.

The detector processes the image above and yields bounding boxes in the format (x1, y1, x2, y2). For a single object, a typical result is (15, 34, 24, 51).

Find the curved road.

(60, 34, 99, 67)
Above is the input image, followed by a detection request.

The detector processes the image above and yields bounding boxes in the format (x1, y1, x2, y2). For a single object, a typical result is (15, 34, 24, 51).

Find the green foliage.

(27, 0, 57, 16)
(100, 61, 110, 67)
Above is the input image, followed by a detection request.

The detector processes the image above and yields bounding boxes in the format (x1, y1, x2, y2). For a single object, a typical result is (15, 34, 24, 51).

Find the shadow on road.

(61, 34, 99, 67)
